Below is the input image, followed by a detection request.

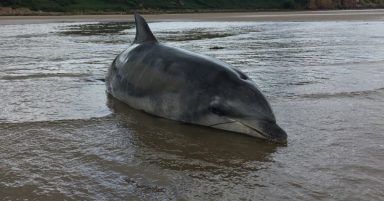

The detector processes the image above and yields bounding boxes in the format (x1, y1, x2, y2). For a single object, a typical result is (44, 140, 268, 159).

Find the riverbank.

(0, 9, 384, 25)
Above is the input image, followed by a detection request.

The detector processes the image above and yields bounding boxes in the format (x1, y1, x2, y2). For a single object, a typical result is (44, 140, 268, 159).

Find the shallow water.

(1, 20, 384, 200)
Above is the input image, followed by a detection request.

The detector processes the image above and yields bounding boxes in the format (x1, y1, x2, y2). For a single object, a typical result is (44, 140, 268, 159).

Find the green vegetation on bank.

(0, 0, 383, 13)
(0, 0, 308, 12)
(309, 0, 384, 9)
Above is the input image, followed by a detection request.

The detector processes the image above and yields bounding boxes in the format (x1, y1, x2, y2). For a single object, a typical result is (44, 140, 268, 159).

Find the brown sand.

(0, 9, 383, 25)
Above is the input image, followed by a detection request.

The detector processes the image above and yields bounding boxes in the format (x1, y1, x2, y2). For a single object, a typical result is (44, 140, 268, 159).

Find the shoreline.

(0, 9, 384, 24)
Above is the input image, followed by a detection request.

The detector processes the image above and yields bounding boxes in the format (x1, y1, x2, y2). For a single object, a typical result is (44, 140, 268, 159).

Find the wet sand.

(0, 9, 384, 24)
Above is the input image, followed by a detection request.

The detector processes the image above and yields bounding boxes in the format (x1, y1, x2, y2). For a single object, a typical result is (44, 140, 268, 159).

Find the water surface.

(0, 20, 383, 200)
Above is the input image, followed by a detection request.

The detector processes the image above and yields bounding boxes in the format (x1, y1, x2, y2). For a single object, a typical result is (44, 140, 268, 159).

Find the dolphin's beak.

(210, 119, 287, 144)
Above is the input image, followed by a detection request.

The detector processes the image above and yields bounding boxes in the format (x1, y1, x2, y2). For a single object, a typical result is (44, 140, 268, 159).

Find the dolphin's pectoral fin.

(133, 13, 158, 44)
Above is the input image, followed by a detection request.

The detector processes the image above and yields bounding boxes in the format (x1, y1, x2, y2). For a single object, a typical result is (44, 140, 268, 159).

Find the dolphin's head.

(189, 67, 287, 144)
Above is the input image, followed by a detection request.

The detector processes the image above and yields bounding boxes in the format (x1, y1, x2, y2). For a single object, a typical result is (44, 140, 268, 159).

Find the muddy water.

(0, 20, 384, 200)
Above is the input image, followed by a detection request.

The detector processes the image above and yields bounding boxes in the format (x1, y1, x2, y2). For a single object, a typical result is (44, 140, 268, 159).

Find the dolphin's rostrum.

(106, 14, 287, 143)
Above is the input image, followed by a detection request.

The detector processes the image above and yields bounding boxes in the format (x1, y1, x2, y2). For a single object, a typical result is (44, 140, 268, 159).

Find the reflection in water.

(156, 28, 237, 41)
(107, 95, 278, 168)
(59, 22, 134, 36)
(106, 96, 280, 199)
(0, 95, 279, 200)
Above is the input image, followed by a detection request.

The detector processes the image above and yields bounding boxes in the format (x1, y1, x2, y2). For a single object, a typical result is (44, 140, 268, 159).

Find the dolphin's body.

(106, 14, 287, 143)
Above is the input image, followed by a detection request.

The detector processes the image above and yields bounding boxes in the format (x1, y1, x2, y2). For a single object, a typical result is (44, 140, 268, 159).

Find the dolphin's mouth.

(209, 120, 268, 140)
(209, 120, 237, 127)
(209, 119, 287, 144)
(237, 121, 269, 139)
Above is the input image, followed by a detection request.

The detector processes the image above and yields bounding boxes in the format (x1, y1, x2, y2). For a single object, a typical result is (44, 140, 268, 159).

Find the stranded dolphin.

(106, 14, 287, 143)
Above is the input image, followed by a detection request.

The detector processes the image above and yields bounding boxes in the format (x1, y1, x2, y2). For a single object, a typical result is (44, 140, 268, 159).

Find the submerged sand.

(0, 9, 384, 24)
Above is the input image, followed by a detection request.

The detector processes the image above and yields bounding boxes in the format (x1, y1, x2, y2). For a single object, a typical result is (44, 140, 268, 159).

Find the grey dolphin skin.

(106, 14, 287, 143)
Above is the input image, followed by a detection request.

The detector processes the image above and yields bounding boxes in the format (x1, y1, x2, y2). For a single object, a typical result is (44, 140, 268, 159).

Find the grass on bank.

(0, 0, 307, 12)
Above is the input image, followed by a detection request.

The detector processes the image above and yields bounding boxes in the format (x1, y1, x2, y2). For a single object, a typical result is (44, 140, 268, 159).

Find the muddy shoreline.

(0, 9, 383, 24)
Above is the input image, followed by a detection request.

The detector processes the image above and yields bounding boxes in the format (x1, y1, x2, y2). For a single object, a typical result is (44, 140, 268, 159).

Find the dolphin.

(106, 14, 287, 143)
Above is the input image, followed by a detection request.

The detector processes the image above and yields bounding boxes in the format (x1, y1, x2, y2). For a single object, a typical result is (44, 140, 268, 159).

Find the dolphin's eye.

(210, 107, 227, 116)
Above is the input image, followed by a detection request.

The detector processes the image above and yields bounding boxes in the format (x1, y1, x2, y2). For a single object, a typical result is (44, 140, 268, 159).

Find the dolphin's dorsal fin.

(133, 14, 157, 44)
